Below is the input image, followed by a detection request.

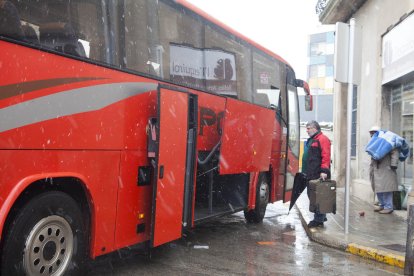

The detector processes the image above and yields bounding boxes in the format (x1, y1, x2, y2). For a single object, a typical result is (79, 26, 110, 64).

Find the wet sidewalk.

(295, 188, 408, 269)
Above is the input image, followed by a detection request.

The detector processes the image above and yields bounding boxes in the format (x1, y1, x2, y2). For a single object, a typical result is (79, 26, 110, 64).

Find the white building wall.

(334, 0, 414, 201)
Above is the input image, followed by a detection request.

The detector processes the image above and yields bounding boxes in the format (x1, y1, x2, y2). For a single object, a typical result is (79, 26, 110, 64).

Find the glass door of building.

(391, 81, 414, 188)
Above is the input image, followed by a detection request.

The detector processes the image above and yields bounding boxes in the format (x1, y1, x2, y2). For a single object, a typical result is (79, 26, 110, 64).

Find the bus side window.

(39, 22, 86, 57)
(255, 87, 281, 112)
(22, 24, 39, 44)
(254, 93, 270, 108)
(0, 0, 24, 40)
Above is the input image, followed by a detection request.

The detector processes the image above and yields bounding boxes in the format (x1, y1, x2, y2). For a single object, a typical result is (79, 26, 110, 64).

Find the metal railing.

(316, 0, 329, 15)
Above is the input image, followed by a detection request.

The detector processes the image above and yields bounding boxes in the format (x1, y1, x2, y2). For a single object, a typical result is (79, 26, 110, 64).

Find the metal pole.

(314, 90, 318, 122)
(405, 204, 414, 275)
(345, 18, 355, 235)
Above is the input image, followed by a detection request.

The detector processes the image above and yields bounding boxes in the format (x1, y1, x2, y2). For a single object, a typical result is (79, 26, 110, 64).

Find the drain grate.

(379, 244, 406, 252)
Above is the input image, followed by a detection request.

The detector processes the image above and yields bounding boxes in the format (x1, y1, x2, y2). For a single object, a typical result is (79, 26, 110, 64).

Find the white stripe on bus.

(0, 82, 157, 132)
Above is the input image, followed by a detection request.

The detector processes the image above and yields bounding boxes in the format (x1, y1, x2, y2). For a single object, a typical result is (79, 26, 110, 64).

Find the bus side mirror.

(295, 79, 313, 111)
(305, 94, 313, 111)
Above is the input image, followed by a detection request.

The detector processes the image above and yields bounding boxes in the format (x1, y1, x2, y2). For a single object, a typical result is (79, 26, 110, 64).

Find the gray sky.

(185, 0, 332, 80)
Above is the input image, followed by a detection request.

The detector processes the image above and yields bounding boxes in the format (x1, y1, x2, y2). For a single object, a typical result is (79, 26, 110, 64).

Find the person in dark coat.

(368, 126, 399, 214)
(302, 120, 331, 228)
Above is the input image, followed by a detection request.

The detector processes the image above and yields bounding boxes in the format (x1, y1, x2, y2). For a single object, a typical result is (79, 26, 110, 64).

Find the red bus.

(0, 0, 312, 274)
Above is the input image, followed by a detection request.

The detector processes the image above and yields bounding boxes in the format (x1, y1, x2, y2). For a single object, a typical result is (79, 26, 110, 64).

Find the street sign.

(334, 22, 361, 85)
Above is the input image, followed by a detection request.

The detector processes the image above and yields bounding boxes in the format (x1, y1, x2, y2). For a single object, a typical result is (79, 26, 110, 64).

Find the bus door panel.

(274, 77, 289, 202)
(274, 128, 288, 201)
(219, 98, 275, 174)
(270, 119, 283, 202)
(283, 84, 300, 203)
(151, 86, 197, 248)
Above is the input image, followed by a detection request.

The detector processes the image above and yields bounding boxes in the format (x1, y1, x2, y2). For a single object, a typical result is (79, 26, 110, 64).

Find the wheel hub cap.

(24, 215, 73, 276)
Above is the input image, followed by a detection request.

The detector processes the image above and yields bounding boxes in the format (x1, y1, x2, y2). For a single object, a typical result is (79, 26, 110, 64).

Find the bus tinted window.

(0, 0, 107, 61)
(124, 0, 151, 74)
(159, 2, 204, 85)
(1, 0, 285, 105)
(252, 51, 281, 107)
(205, 24, 252, 100)
(257, 88, 281, 110)
(0, 1, 24, 40)
(74, 1, 107, 62)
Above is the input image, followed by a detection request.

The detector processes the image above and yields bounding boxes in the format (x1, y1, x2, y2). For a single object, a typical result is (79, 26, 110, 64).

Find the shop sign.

(382, 13, 414, 84)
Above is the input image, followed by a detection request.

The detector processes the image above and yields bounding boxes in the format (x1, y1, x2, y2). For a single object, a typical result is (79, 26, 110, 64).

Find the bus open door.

(150, 85, 197, 247)
(275, 70, 307, 204)
(281, 77, 312, 203)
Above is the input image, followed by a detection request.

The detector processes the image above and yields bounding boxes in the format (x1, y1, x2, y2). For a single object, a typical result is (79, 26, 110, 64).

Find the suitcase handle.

(318, 178, 330, 182)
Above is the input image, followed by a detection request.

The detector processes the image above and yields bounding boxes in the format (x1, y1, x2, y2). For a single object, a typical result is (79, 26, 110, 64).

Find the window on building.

(317, 65, 326, 77)
(309, 55, 326, 65)
(325, 44, 334, 55)
(326, 31, 335, 43)
(326, 66, 334, 76)
(308, 64, 326, 78)
(309, 65, 318, 78)
(310, 42, 326, 56)
(391, 81, 414, 185)
(351, 85, 358, 157)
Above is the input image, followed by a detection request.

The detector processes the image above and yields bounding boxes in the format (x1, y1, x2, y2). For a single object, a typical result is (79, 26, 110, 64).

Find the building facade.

(308, 31, 335, 96)
(300, 31, 335, 124)
(318, 0, 414, 206)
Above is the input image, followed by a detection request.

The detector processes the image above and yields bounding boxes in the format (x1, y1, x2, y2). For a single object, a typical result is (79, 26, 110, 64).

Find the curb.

(295, 205, 405, 269)
(346, 243, 405, 268)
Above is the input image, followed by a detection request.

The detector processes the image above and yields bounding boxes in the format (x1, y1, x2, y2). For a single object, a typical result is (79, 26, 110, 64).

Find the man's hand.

(320, 173, 328, 180)
(391, 166, 397, 170)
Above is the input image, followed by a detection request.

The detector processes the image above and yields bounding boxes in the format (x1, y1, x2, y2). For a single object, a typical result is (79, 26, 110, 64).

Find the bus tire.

(244, 173, 270, 223)
(1, 191, 88, 276)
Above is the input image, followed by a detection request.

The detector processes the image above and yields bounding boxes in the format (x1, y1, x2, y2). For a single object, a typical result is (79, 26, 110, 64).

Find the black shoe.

(307, 220, 324, 228)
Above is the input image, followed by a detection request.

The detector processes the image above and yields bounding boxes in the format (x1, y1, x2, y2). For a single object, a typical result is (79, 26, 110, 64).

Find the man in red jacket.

(302, 120, 331, 228)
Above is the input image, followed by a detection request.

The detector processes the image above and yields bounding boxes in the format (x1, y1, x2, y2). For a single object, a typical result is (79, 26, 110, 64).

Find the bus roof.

(176, 0, 292, 68)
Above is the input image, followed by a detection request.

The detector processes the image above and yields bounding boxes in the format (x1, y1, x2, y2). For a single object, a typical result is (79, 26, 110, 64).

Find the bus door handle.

(159, 165, 164, 179)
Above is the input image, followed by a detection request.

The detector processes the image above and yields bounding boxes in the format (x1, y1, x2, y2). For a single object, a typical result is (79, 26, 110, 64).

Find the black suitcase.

(308, 179, 336, 214)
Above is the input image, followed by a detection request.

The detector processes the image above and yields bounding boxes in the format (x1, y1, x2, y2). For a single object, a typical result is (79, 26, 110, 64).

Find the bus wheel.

(1, 191, 88, 276)
(244, 174, 269, 223)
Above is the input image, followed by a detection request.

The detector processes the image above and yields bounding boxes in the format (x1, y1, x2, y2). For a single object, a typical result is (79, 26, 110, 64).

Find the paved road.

(87, 202, 402, 275)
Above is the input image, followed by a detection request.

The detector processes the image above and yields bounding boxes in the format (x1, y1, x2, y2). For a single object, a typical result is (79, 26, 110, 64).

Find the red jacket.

(304, 131, 331, 180)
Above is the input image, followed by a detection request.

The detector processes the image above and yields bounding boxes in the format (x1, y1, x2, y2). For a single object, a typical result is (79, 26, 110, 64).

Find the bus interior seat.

(22, 24, 39, 44)
(39, 22, 85, 57)
(254, 93, 271, 108)
(0, 1, 24, 40)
